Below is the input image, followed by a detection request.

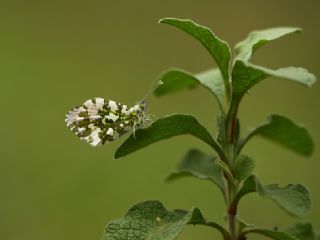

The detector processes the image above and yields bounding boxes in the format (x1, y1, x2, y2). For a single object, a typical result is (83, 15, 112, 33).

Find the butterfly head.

(132, 99, 149, 128)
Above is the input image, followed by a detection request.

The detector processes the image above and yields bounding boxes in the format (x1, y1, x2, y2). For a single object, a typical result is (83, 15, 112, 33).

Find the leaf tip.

(113, 149, 122, 160)
(158, 18, 165, 24)
(158, 17, 175, 24)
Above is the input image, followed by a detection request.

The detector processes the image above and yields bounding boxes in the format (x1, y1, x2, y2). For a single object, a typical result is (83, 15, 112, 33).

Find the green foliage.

(233, 155, 255, 182)
(231, 60, 316, 103)
(234, 175, 311, 217)
(166, 149, 225, 191)
(159, 18, 231, 84)
(237, 217, 256, 233)
(235, 27, 301, 61)
(154, 69, 199, 96)
(114, 114, 225, 160)
(154, 68, 225, 109)
(91, 18, 318, 240)
(243, 228, 297, 240)
(102, 201, 229, 240)
(261, 184, 311, 217)
(286, 222, 318, 240)
(233, 175, 259, 204)
(240, 114, 314, 156)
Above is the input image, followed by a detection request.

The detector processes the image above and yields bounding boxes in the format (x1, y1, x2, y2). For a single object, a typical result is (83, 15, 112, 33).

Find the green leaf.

(244, 228, 297, 240)
(159, 18, 231, 83)
(214, 158, 233, 181)
(196, 68, 225, 107)
(260, 184, 311, 217)
(235, 27, 301, 61)
(102, 200, 229, 240)
(240, 114, 314, 156)
(237, 217, 256, 233)
(154, 69, 198, 96)
(232, 60, 316, 102)
(114, 114, 225, 161)
(234, 155, 255, 182)
(233, 175, 259, 205)
(166, 149, 225, 191)
(233, 175, 311, 217)
(286, 222, 317, 240)
(154, 68, 225, 108)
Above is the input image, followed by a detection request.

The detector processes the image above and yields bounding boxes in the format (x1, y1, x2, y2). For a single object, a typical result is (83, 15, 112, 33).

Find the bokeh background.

(0, 1, 319, 239)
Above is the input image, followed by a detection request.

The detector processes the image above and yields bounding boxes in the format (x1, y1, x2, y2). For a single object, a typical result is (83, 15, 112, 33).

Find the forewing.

(65, 98, 135, 146)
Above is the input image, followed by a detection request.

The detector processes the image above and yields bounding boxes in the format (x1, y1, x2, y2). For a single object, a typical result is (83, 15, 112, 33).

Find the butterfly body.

(65, 98, 148, 146)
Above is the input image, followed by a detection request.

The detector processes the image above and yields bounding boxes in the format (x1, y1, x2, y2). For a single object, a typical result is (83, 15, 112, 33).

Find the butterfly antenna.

(143, 80, 164, 100)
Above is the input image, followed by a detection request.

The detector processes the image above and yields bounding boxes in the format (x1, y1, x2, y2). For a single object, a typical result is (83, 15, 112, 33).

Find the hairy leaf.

(260, 184, 311, 217)
(102, 201, 229, 240)
(159, 18, 231, 83)
(196, 68, 225, 107)
(233, 175, 259, 204)
(232, 60, 316, 102)
(237, 218, 256, 233)
(154, 69, 198, 96)
(234, 175, 311, 217)
(167, 149, 225, 191)
(114, 114, 225, 160)
(235, 27, 301, 61)
(234, 155, 255, 182)
(286, 222, 317, 240)
(244, 228, 297, 240)
(240, 114, 314, 156)
(154, 68, 225, 108)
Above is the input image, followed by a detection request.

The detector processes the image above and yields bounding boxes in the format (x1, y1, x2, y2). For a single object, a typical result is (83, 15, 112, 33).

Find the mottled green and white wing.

(65, 97, 146, 146)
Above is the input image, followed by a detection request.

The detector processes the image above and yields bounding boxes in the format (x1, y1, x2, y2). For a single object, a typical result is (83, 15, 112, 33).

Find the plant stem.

(223, 99, 240, 240)
(226, 172, 237, 239)
(227, 197, 238, 239)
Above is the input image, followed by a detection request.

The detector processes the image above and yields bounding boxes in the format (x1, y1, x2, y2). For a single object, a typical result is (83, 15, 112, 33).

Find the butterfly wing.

(65, 98, 136, 146)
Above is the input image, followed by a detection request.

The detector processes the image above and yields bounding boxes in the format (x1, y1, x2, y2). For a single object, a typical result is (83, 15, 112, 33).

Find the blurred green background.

(0, 1, 319, 239)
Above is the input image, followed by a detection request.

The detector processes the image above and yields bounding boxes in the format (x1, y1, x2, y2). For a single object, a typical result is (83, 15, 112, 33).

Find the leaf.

(235, 27, 301, 61)
(102, 200, 229, 240)
(237, 217, 256, 233)
(114, 114, 225, 161)
(240, 114, 314, 156)
(233, 175, 311, 217)
(233, 175, 259, 205)
(214, 158, 233, 181)
(244, 228, 297, 240)
(260, 184, 311, 217)
(154, 69, 198, 96)
(286, 222, 317, 240)
(159, 18, 231, 83)
(154, 68, 225, 108)
(166, 149, 225, 191)
(234, 155, 255, 182)
(196, 68, 225, 107)
(232, 60, 316, 102)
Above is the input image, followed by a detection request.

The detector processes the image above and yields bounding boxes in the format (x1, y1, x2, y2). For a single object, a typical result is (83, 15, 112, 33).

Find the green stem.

(223, 98, 240, 240)
(224, 78, 232, 110)
(226, 169, 237, 240)
(228, 205, 237, 239)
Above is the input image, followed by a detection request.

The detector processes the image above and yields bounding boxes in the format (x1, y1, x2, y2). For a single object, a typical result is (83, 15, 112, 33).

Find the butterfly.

(65, 98, 149, 146)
